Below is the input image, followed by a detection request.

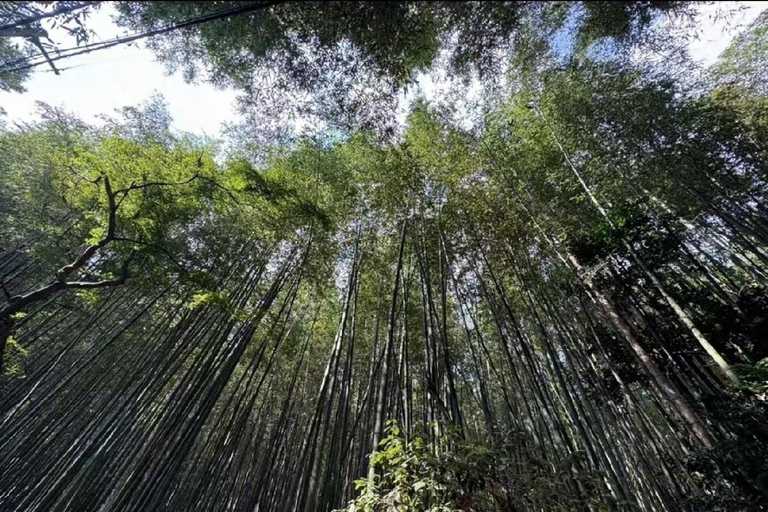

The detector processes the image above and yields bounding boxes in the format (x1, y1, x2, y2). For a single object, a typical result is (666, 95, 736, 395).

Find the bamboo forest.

(2, 2, 768, 511)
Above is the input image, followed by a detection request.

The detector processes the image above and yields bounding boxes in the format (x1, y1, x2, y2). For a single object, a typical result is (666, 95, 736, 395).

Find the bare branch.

(114, 237, 187, 273)
(114, 181, 136, 210)
(28, 36, 59, 75)
(56, 175, 117, 282)
(65, 251, 133, 290)
(68, 165, 101, 185)
(112, 173, 201, 196)
(103, 175, 117, 239)
(199, 176, 240, 204)
(0, 281, 66, 319)
(2, 249, 133, 320)
(113, 173, 239, 206)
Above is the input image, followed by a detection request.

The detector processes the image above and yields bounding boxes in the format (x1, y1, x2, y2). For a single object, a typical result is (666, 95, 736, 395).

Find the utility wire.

(0, 1, 276, 71)
(0, 1, 283, 76)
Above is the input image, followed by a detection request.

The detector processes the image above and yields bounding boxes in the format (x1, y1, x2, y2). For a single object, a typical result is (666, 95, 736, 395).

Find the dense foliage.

(1, 2, 768, 512)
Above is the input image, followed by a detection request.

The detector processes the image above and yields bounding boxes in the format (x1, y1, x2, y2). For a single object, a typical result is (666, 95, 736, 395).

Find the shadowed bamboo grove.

(1, 2, 768, 511)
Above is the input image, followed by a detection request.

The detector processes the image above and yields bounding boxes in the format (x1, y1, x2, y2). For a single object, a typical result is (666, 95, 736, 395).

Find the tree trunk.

(0, 316, 13, 374)
(368, 217, 407, 487)
(537, 105, 740, 385)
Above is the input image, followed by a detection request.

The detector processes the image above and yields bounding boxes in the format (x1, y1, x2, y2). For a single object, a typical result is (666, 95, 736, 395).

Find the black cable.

(0, 1, 275, 72)
(0, 1, 284, 76)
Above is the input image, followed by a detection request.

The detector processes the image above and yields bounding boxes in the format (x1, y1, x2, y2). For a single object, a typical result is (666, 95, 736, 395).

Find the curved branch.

(65, 252, 132, 289)
(56, 175, 116, 282)
(1, 251, 133, 320)
(114, 237, 186, 272)
(199, 176, 240, 204)
(112, 173, 201, 196)
(68, 165, 102, 185)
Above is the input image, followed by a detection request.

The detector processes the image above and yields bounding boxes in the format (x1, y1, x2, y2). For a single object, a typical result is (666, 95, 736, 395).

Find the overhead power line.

(0, 1, 283, 76)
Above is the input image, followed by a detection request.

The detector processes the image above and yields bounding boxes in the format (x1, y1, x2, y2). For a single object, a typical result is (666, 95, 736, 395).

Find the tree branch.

(56, 175, 117, 282)
(113, 173, 239, 206)
(0, 281, 66, 319)
(199, 176, 240, 204)
(68, 165, 102, 185)
(112, 173, 201, 196)
(0, 2, 97, 32)
(65, 251, 133, 289)
(29, 36, 59, 75)
(114, 237, 187, 273)
(104, 175, 117, 239)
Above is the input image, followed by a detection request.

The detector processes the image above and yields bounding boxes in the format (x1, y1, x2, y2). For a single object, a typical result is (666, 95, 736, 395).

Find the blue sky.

(0, 1, 765, 137)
